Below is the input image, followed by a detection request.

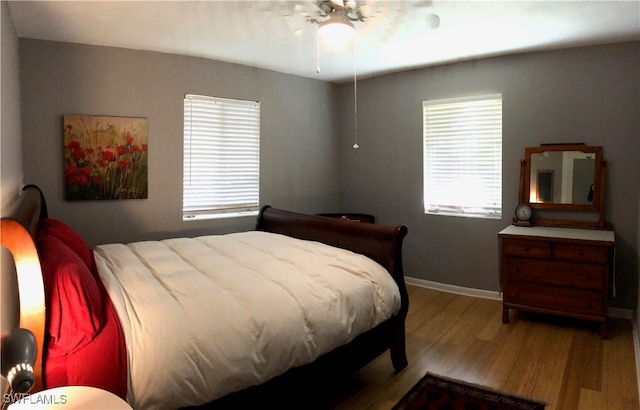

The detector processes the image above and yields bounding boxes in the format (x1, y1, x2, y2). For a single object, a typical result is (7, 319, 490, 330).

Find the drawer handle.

(522, 246, 529, 252)
(577, 250, 584, 256)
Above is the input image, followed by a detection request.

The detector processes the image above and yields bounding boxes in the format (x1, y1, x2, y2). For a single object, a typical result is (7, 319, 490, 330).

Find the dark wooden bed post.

(389, 250, 409, 371)
(257, 205, 410, 371)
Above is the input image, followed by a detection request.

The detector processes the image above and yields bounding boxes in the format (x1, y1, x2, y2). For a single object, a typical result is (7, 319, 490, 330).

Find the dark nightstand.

(318, 213, 375, 223)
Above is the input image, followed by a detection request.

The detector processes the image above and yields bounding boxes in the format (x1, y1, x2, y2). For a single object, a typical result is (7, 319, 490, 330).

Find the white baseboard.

(608, 306, 634, 320)
(404, 276, 634, 319)
(404, 276, 502, 301)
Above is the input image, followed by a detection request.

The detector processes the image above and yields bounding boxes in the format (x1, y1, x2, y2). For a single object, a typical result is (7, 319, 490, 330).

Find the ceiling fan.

(307, 0, 366, 25)
(286, 0, 441, 41)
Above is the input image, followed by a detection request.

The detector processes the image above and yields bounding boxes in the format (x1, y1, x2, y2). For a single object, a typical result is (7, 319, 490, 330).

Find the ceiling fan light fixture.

(318, 15, 355, 48)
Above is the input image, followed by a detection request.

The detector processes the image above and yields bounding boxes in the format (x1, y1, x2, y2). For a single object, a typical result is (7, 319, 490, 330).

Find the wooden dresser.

(498, 225, 615, 338)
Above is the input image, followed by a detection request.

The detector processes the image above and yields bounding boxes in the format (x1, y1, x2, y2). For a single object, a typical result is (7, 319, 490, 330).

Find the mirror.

(528, 149, 597, 205)
(519, 144, 606, 228)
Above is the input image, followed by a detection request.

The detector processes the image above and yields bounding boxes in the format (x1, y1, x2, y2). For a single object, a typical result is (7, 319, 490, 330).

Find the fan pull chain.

(352, 35, 359, 149)
(316, 26, 321, 73)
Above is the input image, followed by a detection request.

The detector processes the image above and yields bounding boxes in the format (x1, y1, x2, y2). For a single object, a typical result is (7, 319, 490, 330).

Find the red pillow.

(37, 235, 104, 353)
(44, 279, 128, 400)
(39, 219, 92, 270)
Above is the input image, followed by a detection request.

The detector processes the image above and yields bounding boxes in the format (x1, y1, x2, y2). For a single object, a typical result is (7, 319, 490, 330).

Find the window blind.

(183, 94, 260, 219)
(423, 94, 502, 219)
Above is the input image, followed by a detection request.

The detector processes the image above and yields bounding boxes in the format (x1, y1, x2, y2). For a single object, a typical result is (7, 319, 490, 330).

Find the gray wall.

(1, 1, 22, 211)
(19, 39, 341, 246)
(336, 42, 640, 309)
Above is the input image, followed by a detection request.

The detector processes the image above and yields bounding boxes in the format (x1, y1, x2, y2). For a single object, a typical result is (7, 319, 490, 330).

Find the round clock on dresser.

(514, 203, 532, 227)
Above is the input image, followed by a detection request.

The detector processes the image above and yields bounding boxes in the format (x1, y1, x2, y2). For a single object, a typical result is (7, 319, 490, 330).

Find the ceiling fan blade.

(343, 0, 360, 13)
(288, 1, 322, 18)
(357, 0, 384, 20)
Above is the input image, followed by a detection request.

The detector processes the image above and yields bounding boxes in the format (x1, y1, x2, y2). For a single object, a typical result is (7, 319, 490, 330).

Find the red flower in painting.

(117, 146, 125, 155)
(66, 141, 81, 150)
(65, 164, 77, 178)
(118, 160, 130, 169)
(102, 151, 116, 162)
(72, 148, 85, 161)
(65, 141, 85, 161)
(65, 165, 90, 187)
(73, 174, 89, 186)
(126, 135, 134, 145)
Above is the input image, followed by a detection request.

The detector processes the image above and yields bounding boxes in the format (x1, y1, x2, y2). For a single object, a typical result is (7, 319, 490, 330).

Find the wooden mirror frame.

(518, 144, 608, 229)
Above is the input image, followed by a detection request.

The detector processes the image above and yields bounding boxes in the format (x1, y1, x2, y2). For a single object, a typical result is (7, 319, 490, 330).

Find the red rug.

(393, 372, 546, 410)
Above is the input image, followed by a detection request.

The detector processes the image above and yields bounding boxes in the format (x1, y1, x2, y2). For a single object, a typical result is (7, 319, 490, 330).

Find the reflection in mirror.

(537, 170, 554, 202)
(529, 151, 596, 205)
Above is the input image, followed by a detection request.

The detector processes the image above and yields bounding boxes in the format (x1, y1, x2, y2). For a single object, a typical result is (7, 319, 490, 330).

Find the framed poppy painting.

(63, 115, 148, 200)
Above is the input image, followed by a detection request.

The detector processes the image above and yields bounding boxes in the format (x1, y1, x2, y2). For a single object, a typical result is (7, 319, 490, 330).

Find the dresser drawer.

(505, 257, 604, 290)
(502, 239, 551, 259)
(504, 281, 603, 316)
(553, 243, 609, 264)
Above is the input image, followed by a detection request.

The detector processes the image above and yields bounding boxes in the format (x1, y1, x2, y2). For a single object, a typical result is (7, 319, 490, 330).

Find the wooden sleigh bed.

(1, 185, 409, 409)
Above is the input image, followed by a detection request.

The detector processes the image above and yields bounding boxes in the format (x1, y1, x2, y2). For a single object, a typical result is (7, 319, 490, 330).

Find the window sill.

(424, 211, 501, 220)
(183, 210, 259, 221)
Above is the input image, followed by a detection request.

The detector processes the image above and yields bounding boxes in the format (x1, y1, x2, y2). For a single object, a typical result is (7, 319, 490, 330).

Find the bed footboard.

(256, 205, 409, 371)
(1, 185, 48, 393)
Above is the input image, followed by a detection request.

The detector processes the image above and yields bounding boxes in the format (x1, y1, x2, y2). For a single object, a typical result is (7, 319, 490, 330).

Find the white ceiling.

(7, 0, 640, 83)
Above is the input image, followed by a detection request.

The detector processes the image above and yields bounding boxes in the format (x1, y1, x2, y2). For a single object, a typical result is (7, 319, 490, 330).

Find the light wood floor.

(329, 285, 639, 410)
(207, 285, 638, 409)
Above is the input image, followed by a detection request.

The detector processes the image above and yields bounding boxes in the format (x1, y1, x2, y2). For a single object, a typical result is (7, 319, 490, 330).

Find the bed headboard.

(256, 205, 408, 285)
(1, 185, 48, 392)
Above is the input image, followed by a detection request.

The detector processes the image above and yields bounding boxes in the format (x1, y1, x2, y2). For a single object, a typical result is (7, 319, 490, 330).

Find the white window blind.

(423, 94, 502, 219)
(183, 94, 260, 220)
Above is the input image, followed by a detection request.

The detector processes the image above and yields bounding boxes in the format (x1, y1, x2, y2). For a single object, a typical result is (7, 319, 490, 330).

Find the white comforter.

(94, 231, 400, 410)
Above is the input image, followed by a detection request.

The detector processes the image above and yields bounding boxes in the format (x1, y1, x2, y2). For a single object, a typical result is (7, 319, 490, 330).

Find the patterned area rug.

(393, 372, 547, 410)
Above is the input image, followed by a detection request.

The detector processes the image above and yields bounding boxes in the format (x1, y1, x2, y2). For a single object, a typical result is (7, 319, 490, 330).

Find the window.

(183, 94, 260, 220)
(423, 94, 502, 219)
